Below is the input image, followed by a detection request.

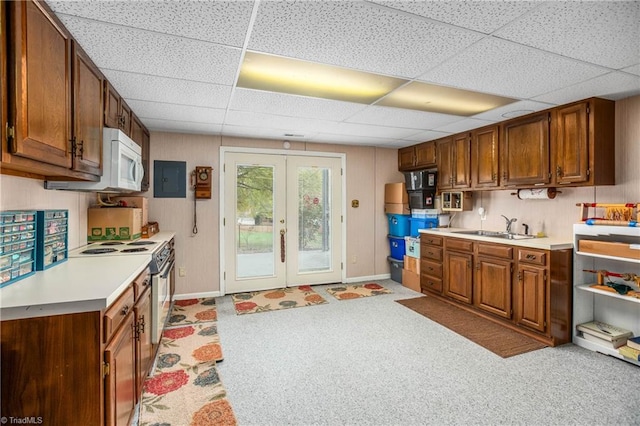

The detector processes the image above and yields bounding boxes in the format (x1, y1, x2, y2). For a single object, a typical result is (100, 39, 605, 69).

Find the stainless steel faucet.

(501, 215, 517, 234)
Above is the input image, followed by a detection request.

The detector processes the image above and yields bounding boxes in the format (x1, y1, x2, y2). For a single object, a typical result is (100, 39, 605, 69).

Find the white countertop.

(419, 228, 573, 250)
(0, 231, 176, 321)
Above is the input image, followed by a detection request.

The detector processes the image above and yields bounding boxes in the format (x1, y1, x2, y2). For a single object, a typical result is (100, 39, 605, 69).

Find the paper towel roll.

(517, 188, 557, 200)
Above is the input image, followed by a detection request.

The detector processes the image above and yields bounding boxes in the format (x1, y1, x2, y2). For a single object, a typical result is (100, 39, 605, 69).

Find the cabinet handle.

(526, 254, 537, 260)
(556, 166, 562, 177)
(121, 305, 130, 316)
(502, 171, 507, 180)
(139, 315, 146, 334)
(142, 278, 150, 287)
(77, 140, 84, 159)
(492, 172, 497, 181)
(69, 136, 77, 155)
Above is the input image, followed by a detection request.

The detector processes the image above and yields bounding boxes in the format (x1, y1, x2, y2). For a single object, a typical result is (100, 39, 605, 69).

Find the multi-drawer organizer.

(0, 209, 68, 287)
(1, 211, 37, 287)
(36, 210, 68, 271)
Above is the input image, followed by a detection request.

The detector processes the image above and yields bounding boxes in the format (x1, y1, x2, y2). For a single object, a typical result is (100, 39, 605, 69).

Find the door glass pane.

(298, 167, 331, 273)
(236, 165, 275, 278)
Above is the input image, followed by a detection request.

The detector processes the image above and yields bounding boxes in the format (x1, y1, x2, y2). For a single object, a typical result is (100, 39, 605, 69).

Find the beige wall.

(1, 95, 637, 297)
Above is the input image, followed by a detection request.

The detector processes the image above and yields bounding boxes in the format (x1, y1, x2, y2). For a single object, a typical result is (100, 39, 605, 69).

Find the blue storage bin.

(387, 213, 410, 237)
(388, 235, 406, 260)
(409, 217, 438, 237)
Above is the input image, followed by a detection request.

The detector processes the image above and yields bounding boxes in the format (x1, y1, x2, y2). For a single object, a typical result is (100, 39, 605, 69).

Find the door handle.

(280, 229, 286, 263)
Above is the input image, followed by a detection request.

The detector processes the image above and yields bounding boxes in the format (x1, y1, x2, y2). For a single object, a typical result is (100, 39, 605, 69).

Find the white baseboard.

(173, 291, 221, 300)
(344, 274, 391, 283)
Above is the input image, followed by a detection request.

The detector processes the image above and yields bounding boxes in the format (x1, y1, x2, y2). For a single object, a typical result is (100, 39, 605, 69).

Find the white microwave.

(45, 128, 143, 193)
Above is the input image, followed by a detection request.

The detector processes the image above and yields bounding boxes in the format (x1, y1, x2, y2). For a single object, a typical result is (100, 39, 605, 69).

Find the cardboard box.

(384, 203, 410, 215)
(578, 240, 640, 261)
(385, 183, 408, 204)
(112, 196, 149, 226)
(402, 269, 421, 292)
(88, 208, 143, 241)
(404, 255, 420, 274)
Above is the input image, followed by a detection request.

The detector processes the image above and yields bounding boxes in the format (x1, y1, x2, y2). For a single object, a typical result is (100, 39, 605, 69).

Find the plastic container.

(388, 235, 406, 260)
(0, 210, 37, 287)
(405, 236, 420, 258)
(409, 217, 438, 237)
(36, 210, 68, 271)
(388, 256, 404, 283)
(387, 213, 410, 237)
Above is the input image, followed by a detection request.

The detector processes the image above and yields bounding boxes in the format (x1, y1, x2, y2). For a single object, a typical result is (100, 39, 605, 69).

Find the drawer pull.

(526, 254, 537, 260)
(121, 305, 130, 316)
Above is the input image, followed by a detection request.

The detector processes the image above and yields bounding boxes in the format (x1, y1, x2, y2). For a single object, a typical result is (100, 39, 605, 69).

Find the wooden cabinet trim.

(104, 285, 134, 344)
(444, 237, 474, 253)
(421, 235, 442, 247)
(477, 242, 513, 259)
(421, 259, 443, 278)
(518, 248, 547, 266)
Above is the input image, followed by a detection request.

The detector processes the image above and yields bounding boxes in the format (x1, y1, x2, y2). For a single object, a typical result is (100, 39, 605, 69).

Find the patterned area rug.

(138, 298, 237, 425)
(232, 285, 328, 315)
(326, 283, 392, 300)
(166, 297, 218, 327)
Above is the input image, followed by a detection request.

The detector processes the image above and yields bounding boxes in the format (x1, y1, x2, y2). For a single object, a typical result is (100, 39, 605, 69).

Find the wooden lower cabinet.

(420, 233, 572, 346)
(0, 268, 153, 425)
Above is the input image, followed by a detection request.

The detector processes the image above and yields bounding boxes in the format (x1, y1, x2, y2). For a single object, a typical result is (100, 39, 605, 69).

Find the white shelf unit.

(573, 224, 640, 367)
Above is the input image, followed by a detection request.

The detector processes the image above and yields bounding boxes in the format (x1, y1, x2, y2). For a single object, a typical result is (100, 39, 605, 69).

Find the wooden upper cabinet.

(398, 141, 437, 171)
(436, 136, 453, 189)
(501, 112, 551, 186)
(472, 125, 499, 189)
(8, 0, 72, 169)
(1, 2, 6, 155)
(130, 114, 144, 147)
(104, 81, 132, 136)
(398, 146, 415, 170)
(553, 98, 614, 187)
(72, 43, 103, 176)
(452, 133, 471, 188)
(140, 129, 150, 192)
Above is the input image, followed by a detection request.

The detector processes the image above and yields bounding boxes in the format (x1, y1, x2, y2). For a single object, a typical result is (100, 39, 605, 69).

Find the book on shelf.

(576, 321, 633, 349)
(618, 345, 640, 361)
(627, 336, 640, 351)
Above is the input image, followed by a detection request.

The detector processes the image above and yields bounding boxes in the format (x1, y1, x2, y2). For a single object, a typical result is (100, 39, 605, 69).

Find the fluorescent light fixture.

(238, 51, 407, 104)
(238, 51, 517, 116)
(377, 81, 517, 116)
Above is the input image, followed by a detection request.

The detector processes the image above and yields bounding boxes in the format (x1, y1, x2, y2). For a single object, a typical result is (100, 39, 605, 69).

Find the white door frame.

(219, 146, 347, 296)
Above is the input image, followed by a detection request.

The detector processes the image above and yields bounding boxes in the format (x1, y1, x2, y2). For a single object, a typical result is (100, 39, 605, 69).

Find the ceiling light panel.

(378, 81, 517, 116)
(47, 1, 254, 47)
(247, 0, 483, 79)
(418, 37, 608, 99)
(238, 52, 407, 104)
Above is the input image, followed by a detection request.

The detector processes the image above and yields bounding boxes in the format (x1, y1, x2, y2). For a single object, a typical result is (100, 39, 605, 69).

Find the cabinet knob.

(121, 305, 130, 316)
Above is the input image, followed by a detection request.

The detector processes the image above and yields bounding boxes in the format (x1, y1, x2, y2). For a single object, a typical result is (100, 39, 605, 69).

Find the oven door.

(151, 256, 175, 344)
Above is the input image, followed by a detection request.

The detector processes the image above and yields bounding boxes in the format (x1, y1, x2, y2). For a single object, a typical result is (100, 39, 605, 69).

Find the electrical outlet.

(178, 267, 186, 277)
(351, 255, 357, 264)
(478, 207, 487, 221)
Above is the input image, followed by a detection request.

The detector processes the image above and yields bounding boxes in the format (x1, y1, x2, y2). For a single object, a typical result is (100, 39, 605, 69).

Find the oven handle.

(159, 259, 175, 279)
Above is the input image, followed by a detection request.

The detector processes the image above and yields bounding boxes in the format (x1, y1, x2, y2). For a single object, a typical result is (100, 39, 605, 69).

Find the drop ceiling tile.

(229, 89, 366, 121)
(433, 118, 495, 134)
(310, 132, 398, 147)
(143, 119, 222, 135)
(369, 0, 540, 34)
(346, 105, 467, 129)
(247, 1, 483, 78)
(494, 1, 640, 69)
(418, 37, 608, 99)
(622, 64, 640, 77)
(221, 125, 312, 142)
(126, 100, 226, 124)
(224, 110, 337, 135)
(401, 130, 452, 143)
(56, 15, 241, 85)
(47, 0, 253, 47)
(533, 72, 640, 104)
(321, 122, 425, 139)
(103, 70, 232, 109)
(472, 100, 555, 121)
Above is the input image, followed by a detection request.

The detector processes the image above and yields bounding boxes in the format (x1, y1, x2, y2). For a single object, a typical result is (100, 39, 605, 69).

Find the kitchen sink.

(453, 230, 536, 240)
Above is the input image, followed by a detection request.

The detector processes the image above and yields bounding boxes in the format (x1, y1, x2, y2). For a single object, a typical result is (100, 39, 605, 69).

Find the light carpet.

(232, 285, 328, 315)
(326, 283, 392, 300)
(165, 297, 218, 327)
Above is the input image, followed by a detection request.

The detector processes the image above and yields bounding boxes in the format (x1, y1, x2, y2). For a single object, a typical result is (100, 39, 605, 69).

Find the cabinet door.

(140, 128, 150, 192)
(1, 2, 6, 153)
(415, 141, 436, 168)
(135, 288, 153, 399)
(475, 256, 512, 319)
(9, 0, 72, 169)
(516, 264, 546, 333)
(444, 251, 473, 304)
(120, 99, 132, 136)
(104, 81, 120, 129)
(72, 43, 103, 176)
(452, 133, 471, 188)
(130, 114, 144, 146)
(398, 146, 415, 171)
(436, 137, 453, 189)
(104, 313, 136, 426)
(554, 102, 588, 184)
(472, 125, 499, 189)
(502, 112, 550, 186)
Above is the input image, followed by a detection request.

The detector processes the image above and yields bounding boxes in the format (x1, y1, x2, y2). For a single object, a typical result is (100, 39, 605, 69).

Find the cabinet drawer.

(422, 246, 443, 261)
(104, 285, 134, 344)
(477, 243, 513, 259)
(421, 259, 442, 278)
(518, 249, 547, 266)
(445, 238, 474, 252)
(421, 275, 443, 293)
(421, 235, 442, 247)
(133, 268, 150, 301)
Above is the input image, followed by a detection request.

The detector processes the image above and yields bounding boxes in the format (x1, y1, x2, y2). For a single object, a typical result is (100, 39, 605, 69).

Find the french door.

(223, 152, 343, 293)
